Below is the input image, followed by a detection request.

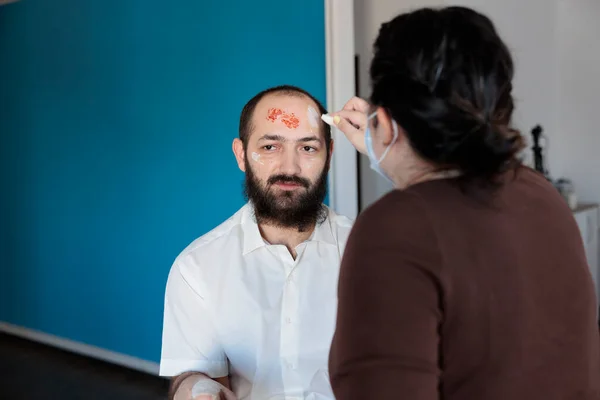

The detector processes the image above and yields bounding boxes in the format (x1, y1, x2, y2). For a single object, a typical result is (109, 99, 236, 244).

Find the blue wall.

(0, 0, 326, 363)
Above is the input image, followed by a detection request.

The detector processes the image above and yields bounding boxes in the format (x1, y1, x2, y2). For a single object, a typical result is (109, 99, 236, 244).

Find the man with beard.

(160, 85, 354, 400)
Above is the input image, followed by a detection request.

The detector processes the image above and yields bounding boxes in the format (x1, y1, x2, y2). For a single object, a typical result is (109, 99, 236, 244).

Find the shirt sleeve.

(329, 191, 443, 399)
(159, 260, 228, 378)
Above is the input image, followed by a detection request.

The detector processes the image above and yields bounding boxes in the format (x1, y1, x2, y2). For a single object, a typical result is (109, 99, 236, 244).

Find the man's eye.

(303, 146, 316, 153)
(263, 145, 275, 151)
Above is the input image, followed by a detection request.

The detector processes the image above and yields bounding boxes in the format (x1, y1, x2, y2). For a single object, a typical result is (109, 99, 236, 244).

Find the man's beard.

(243, 157, 328, 231)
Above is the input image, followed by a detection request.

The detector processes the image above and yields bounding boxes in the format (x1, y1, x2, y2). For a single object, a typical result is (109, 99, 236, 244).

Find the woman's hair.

(370, 6, 524, 187)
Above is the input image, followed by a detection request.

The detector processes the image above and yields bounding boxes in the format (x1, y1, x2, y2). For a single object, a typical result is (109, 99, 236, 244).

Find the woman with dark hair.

(325, 6, 600, 399)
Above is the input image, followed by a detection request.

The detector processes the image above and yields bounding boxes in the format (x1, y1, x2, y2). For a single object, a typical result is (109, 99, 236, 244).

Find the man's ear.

(232, 138, 246, 172)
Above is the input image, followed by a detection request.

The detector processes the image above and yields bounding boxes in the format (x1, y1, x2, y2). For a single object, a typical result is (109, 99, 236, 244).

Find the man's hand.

(172, 373, 237, 400)
(323, 96, 371, 155)
(190, 378, 236, 400)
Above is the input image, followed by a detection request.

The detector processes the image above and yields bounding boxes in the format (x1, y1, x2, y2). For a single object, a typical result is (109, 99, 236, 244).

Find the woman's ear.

(375, 107, 395, 146)
(376, 107, 407, 147)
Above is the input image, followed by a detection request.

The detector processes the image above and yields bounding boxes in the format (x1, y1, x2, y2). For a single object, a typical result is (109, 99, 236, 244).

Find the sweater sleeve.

(329, 191, 444, 400)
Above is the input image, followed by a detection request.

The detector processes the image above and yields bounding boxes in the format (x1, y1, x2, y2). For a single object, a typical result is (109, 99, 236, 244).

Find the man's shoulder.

(327, 206, 354, 231)
(325, 206, 355, 247)
(177, 203, 249, 260)
(165, 205, 251, 297)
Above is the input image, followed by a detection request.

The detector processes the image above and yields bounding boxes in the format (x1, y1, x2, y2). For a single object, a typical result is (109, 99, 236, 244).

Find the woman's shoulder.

(362, 179, 456, 219)
(361, 189, 426, 219)
(347, 187, 443, 277)
(353, 188, 437, 242)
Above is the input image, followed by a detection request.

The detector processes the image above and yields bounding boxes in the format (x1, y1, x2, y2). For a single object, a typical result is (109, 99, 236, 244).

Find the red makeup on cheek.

(266, 108, 300, 129)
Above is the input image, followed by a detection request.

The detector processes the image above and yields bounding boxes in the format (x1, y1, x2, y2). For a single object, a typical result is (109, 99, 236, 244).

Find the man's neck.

(258, 222, 316, 259)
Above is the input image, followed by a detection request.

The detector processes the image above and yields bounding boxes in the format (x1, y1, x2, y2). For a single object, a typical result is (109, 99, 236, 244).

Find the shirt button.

(285, 317, 292, 324)
(286, 362, 297, 370)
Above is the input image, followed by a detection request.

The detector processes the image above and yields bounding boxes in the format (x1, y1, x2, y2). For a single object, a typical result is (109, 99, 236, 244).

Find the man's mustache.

(268, 174, 310, 188)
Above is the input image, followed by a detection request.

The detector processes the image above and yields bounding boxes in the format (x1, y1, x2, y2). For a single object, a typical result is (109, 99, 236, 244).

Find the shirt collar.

(241, 203, 337, 255)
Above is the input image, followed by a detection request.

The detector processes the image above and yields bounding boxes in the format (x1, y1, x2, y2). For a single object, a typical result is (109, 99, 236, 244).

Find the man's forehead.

(255, 93, 318, 113)
(250, 94, 323, 138)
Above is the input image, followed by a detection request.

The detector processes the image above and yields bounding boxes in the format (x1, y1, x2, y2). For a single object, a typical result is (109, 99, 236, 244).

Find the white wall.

(556, 0, 600, 204)
(452, 0, 560, 173)
(354, 0, 446, 209)
(354, 0, 569, 209)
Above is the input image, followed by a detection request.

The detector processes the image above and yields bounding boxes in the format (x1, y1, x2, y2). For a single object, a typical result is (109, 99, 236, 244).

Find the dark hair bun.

(445, 118, 524, 182)
(370, 6, 523, 186)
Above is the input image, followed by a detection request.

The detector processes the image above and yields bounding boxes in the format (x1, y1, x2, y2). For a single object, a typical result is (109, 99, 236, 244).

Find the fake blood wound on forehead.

(266, 108, 283, 122)
(266, 108, 300, 129)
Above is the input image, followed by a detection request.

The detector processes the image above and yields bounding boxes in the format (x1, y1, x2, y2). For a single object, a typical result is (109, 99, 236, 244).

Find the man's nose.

(278, 150, 301, 176)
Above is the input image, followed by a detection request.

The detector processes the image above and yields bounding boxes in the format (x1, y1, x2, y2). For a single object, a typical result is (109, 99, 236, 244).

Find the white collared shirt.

(160, 203, 353, 400)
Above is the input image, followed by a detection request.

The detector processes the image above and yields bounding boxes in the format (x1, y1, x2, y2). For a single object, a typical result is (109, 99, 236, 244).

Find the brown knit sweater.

(329, 166, 600, 399)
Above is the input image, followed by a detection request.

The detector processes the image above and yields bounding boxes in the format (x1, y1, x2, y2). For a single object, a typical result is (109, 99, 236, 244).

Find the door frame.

(325, 0, 360, 219)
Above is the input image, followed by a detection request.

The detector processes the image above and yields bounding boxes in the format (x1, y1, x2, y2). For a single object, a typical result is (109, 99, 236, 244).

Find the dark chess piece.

(531, 125, 546, 177)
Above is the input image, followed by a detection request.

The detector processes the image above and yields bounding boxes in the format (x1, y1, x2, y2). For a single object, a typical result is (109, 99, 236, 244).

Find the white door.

(584, 208, 599, 306)
(574, 207, 600, 308)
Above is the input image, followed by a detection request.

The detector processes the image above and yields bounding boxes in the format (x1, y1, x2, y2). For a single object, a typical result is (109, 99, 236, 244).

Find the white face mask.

(364, 112, 398, 185)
